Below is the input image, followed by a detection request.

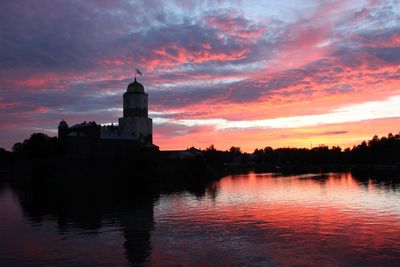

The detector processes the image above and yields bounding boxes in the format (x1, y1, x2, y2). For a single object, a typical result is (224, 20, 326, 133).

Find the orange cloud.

(145, 45, 249, 70)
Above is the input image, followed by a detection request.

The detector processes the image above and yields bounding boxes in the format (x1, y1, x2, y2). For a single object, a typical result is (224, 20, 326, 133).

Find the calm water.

(1, 173, 400, 266)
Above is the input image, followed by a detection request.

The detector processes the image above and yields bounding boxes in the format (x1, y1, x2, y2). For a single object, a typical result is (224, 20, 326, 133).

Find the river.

(1, 172, 399, 266)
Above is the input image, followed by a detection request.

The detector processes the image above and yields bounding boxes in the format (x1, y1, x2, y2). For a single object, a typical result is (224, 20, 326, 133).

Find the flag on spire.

(136, 69, 143, 76)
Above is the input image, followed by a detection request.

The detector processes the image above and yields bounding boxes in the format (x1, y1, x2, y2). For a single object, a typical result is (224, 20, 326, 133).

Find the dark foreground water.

(1, 173, 400, 266)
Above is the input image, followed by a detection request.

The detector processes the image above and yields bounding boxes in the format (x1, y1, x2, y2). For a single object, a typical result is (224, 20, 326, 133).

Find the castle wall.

(118, 117, 152, 141)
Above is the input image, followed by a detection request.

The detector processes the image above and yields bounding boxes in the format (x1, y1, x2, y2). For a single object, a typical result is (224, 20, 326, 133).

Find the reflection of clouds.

(149, 173, 400, 266)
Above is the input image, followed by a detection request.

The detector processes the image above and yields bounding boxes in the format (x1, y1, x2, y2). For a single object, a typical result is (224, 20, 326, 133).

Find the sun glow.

(153, 95, 400, 131)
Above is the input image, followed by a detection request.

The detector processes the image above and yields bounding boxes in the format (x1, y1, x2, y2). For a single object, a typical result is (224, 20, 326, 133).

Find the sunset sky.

(1, 0, 399, 152)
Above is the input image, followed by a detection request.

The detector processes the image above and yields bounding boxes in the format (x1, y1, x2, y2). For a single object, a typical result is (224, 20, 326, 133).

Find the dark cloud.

(0, 1, 118, 71)
(149, 69, 312, 108)
(315, 130, 348, 136)
(278, 130, 348, 139)
(374, 47, 400, 64)
(154, 122, 203, 137)
(150, 84, 228, 108)
(0, 0, 184, 76)
(325, 84, 352, 94)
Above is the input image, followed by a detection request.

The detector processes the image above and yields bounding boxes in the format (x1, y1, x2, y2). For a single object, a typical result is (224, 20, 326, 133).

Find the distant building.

(162, 147, 204, 159)
(58, 78, 158, 157)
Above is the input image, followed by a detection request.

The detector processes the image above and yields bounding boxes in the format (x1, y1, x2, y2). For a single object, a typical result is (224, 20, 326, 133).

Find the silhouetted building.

(163, 147, 204, 159)
(58, 78, 158, 157)
(101, 78, 153, 144)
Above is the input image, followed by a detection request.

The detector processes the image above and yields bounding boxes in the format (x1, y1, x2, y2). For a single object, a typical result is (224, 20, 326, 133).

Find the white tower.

(118, 78, 153, 144)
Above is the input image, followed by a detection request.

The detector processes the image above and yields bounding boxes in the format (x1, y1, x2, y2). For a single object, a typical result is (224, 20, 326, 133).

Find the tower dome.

(127, 78, 145, 93)
(59, 120, 68, 128)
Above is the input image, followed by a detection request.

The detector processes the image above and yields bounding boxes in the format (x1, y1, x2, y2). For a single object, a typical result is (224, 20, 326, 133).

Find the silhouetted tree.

(248, 132, 400, 167)
(229, 146, 241, 154)
(12, 133, 62, 158)
(205, 144, 217, 152)
(12, 142, 23, 152)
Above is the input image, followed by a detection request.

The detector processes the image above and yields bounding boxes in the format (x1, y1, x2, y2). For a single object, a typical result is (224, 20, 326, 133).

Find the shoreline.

(1, 156, 399, 191)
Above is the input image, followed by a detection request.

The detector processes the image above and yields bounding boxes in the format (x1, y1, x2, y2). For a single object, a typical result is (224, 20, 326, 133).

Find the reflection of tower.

(118, 78, 153, 145)
(120, 198, 155, 266)
(16, 184, 156, 266)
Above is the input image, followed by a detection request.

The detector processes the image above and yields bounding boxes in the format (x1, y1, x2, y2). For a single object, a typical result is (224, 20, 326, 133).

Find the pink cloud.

(1, 0, 400, 151)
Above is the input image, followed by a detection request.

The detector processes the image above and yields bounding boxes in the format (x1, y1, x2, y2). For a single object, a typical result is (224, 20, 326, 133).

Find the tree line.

(3, 131, 400, 166)
(203, 132, 400, 167)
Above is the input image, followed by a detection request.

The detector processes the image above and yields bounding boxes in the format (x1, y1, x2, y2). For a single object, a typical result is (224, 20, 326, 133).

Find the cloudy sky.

(0, 0, 399, 151)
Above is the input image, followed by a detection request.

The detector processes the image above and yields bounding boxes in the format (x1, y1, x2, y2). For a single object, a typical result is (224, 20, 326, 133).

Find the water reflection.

(0, 172, 400, 266)
(0, 182, 157, 266)
(151, 173, 400, 266)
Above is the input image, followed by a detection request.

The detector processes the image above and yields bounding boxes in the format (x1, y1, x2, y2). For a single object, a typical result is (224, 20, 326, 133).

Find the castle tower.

(58, 120, 69, 141)
(123, 78, 148, 117)
(118, 78, 153, 144)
